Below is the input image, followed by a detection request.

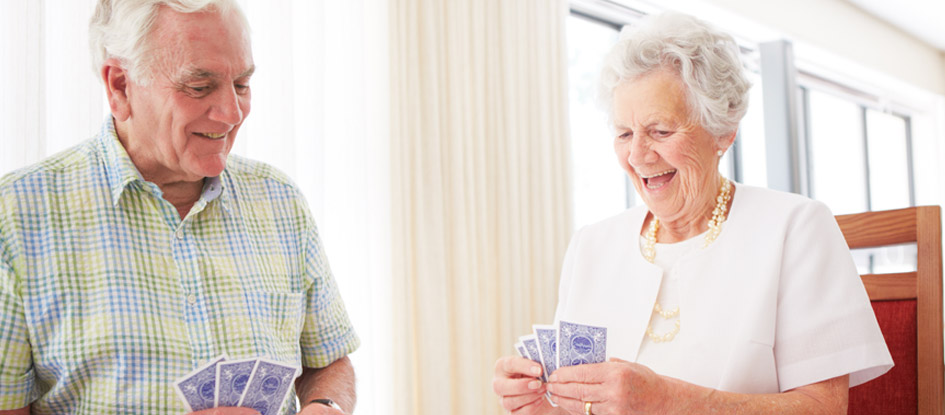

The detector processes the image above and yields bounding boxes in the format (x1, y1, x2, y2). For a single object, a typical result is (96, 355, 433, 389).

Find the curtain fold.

(390, 1, 573, 413)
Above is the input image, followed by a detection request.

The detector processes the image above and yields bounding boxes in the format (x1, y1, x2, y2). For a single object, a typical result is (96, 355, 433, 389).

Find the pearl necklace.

(642, 177, 732, 343)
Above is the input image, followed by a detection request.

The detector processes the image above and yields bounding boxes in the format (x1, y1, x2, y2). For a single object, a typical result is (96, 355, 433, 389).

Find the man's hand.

(187, 407, 259, 415)
(297, 401, 346, 415)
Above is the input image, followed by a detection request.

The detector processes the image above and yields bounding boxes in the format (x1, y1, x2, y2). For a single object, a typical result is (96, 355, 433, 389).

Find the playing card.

(534, 325, 560, 407)
(174, 354, 227, 412)
(518, 335, 547, 382)
(215, 357, 258, 407)
(532, 325, 558, 377)
(557, 320, 607, 368)
(237, 359, 301, 415)
(514, 342, 528, 358)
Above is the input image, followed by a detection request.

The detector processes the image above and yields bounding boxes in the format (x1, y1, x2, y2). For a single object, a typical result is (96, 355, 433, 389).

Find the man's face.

(122, 6, 254, 183)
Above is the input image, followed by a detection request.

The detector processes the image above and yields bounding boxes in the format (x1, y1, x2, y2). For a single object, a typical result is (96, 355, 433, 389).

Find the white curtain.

(0, 1, 392, 414)
(389, 1, 573, 414)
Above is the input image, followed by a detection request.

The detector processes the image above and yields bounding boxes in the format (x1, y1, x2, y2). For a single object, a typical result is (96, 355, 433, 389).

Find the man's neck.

(159, 179, 204, 220)
(114, 119, 206, 220)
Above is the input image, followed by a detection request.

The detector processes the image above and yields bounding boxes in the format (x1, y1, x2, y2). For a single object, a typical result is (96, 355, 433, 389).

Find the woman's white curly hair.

(599, 12, 752, 137)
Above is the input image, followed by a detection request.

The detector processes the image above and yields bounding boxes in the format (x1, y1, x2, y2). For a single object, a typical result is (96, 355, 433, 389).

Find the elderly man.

(0, 1, 358, 414)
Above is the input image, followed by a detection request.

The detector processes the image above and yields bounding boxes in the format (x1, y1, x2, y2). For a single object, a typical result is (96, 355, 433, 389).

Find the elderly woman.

(493, 12, 892, 415)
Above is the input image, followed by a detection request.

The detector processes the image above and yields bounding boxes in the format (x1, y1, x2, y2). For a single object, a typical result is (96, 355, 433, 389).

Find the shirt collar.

(195, 174, 233, 216)
(99, 117, 146, 206)
(98, 116, 231, 214)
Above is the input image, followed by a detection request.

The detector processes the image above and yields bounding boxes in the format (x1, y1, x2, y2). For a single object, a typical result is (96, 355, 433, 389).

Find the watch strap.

(309, 398, 344, 412)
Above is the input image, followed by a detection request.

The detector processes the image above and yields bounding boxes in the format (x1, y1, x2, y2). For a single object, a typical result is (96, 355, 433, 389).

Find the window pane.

(567, 15, 625, 230)
(866, 110, 911, 211)
(807, 89, 867, 214)
(737, 71, 767, 187)
(851, 244, 917, 274)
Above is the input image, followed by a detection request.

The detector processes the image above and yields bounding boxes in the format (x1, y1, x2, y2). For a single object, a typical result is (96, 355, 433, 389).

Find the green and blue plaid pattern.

(0, 118, 359, 414)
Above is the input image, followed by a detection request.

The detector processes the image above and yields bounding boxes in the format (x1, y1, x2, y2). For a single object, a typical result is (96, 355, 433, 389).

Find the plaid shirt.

(0, 119, 359, 414)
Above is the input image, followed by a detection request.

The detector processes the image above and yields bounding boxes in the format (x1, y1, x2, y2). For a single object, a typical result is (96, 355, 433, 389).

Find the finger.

(500, 389, 546, 412)
(495, 355, 544, 378)
(551, 394, 591, 415)
(548, 362, 609, 384)
(187, 408, 260, 415)
(547, 380, 604, 402)
(494, 376, 546, 396)
(608, 357, 630, 364)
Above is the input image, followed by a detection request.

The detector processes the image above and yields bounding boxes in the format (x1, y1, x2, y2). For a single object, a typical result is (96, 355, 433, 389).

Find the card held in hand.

(518, 335, 547, 382)
(557, 320, 607, 368)
(515, 342, 529, 359)
(215, 357, 258, 407)
(175, 354, 227, 412)
(533, 324, 559, 407)
(532, 325, 558, 378)
(237, 359, 301, 415)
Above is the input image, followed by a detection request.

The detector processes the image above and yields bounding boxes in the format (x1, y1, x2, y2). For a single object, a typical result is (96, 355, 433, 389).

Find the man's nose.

(209, 85, 243, 125)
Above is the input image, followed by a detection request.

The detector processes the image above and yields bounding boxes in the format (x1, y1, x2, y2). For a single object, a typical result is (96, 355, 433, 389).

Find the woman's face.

(612, 70, 728, 224)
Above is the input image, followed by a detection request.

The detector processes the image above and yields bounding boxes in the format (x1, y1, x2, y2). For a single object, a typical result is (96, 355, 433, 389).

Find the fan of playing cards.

(515, 320, 607, 406)
(174, 355, 301, 415)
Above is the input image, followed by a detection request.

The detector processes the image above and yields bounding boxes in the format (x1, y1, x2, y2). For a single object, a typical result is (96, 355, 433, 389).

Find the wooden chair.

(837, 206, 944, 415)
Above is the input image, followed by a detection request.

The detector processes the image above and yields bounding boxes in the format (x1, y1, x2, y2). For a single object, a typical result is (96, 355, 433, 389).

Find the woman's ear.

(102, 58, 132, 121)
(719, 129, 737, 154)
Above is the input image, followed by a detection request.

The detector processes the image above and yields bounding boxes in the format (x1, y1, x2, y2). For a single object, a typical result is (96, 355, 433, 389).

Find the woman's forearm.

(667, 374, 848, 415)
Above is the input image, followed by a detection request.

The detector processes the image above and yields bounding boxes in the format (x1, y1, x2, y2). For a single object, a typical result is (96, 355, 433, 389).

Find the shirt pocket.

(209, 291, 304, 361)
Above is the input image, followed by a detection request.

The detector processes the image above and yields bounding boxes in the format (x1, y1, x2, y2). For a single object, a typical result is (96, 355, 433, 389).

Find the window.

(801, 85, 917, 274)
(803, 87, 914, 215)
(566, 13, 625, 229)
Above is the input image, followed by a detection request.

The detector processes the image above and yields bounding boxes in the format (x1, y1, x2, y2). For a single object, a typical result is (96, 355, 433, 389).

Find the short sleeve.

(0, 257, 36, 409)
(298, 223, 360, 369)
(774, 201, 893, 391)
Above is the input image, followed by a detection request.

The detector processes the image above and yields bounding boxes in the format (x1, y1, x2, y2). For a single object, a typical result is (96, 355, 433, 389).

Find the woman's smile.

(640, 169, 676, 190)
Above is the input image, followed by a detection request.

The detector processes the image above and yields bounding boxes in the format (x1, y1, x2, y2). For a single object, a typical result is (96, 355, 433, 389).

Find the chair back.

(837, 206, 943, 415)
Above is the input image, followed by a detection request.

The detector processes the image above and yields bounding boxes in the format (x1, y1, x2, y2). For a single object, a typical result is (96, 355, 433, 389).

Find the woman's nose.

(626, 136, 656, 166)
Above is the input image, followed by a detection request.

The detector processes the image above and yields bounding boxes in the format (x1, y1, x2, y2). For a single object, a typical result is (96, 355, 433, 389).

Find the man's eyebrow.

(178, 65, 255, 81)
(238, 65, 256, 78)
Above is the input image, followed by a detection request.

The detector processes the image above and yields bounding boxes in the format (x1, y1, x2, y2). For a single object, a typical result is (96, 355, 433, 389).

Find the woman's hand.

(546, 357, 669, 415)
(493, 355, 556, 414)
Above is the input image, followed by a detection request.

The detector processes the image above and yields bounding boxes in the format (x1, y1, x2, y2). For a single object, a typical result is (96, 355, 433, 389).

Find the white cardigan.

(554, 183, 893, 393)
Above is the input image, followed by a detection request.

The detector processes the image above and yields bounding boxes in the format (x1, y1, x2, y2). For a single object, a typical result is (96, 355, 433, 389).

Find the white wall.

(698, 0, 945, 96)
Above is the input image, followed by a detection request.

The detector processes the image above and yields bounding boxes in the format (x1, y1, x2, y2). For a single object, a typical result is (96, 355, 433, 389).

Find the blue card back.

(174, 355, 227, 412)
(533, 325, 558, 376)
(519, 335, 547, 382)
(238, 359, 300, 415)
(216, 358, 258, 407)
(557, 320, 607, 367)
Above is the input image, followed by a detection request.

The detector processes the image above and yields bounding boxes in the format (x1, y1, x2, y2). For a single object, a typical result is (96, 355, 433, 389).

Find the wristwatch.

(310, 398, 344, 412)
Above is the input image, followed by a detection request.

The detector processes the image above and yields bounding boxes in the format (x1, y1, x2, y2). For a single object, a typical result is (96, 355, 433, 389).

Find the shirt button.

(187, 294, 197, 305)
(175, 228, 185, 239)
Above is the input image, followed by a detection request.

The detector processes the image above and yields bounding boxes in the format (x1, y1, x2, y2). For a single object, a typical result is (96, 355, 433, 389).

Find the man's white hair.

(89, 0, 249, 85)
(599, 12, 752, 137)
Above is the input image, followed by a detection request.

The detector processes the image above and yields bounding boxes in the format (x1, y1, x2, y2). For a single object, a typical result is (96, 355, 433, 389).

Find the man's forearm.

(296, 356, 356, 413)
(0, 405, 30, 415)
